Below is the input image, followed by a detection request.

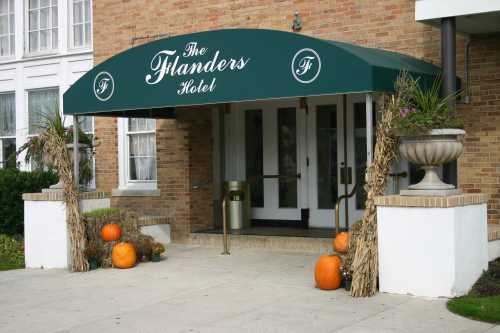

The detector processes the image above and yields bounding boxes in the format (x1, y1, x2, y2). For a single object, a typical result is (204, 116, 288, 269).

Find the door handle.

(340, 166, 352, 184)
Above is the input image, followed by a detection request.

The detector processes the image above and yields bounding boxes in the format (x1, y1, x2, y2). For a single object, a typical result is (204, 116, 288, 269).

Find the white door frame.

(346, 93, 369, 224)
(306, 95, 344, 228)
(232, 98, 306, 221)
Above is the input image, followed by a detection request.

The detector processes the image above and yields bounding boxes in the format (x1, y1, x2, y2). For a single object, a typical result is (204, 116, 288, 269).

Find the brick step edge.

(185, 233, 341, 255)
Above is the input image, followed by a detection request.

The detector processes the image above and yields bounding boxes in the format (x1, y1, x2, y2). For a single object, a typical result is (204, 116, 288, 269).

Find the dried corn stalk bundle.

(39, 129, 88, 272)
(343, 220, 362, 274)
(349, 94, 399, 297)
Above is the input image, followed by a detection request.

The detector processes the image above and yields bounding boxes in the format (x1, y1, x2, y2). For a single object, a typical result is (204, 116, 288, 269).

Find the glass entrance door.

(307, 95, 344, 228)
(307, 95, 374, 229)
(235, 95, 373, 229)
(240, 99, 306, 222)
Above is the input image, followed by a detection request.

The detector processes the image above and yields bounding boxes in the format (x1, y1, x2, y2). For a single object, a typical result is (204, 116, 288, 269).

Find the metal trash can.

(224, 181, 250, 230)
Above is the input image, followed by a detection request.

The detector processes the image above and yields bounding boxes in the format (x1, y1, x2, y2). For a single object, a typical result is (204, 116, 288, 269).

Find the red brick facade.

(92, 0, 500, 239)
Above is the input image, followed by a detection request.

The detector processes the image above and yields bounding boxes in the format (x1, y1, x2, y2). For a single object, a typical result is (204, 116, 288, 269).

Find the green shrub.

(0, 169, 58, 235)
(469, 259, 500, 297)
(0, 234, 24, 270)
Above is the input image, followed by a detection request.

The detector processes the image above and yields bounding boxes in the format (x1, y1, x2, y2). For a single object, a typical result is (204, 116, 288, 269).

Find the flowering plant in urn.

(392, 72, 465, 196)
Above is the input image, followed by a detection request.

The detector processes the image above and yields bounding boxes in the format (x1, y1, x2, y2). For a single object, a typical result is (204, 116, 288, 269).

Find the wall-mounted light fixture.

(292, 12, 302, 32)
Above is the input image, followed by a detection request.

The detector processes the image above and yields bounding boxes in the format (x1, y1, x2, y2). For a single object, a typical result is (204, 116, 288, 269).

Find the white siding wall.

(0, 0, 93, 169)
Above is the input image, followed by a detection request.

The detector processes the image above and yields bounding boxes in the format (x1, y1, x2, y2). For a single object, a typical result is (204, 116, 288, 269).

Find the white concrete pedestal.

(138, 216, 172, 245)
(23, 191, 110, 269)
(375, 194, 488, 298)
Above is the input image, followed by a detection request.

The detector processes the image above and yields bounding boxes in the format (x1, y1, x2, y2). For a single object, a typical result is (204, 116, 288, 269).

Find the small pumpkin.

(314, 255, 342, 290)
(333, 231, 349, 253)
(112, 242, 137, 269)
(101, 223, 122, 242)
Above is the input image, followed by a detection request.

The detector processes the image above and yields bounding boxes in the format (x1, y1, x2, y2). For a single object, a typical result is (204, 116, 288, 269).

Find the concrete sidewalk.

(0, 244, 498, 333)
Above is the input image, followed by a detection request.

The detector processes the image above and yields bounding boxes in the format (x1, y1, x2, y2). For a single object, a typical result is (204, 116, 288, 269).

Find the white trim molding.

(416, 0, 500, 21)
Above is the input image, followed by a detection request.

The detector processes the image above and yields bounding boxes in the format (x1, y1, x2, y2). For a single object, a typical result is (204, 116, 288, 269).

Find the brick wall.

(458, 36, 500, 224)
(103, 108, 214, 241)
(93, 0, 500, 237)
(94, 116, 117, 192)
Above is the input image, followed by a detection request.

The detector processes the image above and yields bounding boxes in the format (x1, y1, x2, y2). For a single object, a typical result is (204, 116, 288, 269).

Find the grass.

(447, 258, 500, 323)
(447, 296, 500, 324)
(0, 262, 24, 271)
(83, 207, 123, 218)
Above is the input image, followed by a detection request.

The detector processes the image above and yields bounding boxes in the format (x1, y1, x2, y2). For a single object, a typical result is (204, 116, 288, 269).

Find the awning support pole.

(365, 94, 373, 166)
(342, 94, 349, 229)
(73, 116, 79, 190)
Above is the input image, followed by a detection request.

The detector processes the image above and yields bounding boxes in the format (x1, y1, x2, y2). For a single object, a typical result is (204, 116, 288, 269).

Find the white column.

(365, 93, 373, 165)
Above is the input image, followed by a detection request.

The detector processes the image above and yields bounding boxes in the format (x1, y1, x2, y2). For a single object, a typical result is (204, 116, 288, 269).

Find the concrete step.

(187, 232, 333, 254)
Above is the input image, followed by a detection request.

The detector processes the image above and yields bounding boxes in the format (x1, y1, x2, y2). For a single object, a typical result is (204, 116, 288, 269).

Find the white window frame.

(0, 91, 15, 168)
(68, 0, 92, 50)
(0, 0, 15, 58)
(117, 118, 157, 190)
(24, 0, 59, 56)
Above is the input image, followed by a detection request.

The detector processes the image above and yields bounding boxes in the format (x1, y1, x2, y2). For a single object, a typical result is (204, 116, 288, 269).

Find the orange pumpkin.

(314, 255, 342, 290)
(112, 242, 137, 269)
(333, 232, 349, 253)
(101, 223, 122, 242)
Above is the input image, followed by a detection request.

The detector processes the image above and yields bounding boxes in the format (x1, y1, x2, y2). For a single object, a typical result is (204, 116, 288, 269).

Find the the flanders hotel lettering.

(145, 42, 251, 95)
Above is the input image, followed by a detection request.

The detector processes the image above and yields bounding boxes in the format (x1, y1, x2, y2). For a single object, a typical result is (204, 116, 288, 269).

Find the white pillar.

(376, 194, 488, 297)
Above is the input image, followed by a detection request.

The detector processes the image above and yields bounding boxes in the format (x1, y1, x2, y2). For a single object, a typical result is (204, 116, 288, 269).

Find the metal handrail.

(221, 193, 230, 255)
(334, 183, 357, 235)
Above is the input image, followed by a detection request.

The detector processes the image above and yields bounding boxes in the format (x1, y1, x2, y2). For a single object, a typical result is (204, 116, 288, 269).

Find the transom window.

(71, 0, 91, 48)
(28, 0, 58, 53)
(126, 118, 156, 182)
(0, 0, 14, 57)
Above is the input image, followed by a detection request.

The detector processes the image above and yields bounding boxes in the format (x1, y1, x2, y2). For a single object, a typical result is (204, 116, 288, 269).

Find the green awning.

(63, 29, 440, 117)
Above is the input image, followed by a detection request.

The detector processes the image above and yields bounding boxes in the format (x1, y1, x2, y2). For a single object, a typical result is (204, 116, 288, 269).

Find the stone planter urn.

(43, 143, 89, 191)
(398, 129, 465, 196)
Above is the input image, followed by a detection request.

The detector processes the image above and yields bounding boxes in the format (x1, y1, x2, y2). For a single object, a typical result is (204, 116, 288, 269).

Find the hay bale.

(83, 208, 149, 267)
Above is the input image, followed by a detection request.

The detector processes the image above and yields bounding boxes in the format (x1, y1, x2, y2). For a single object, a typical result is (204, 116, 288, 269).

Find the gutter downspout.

(441, 17, 457, 103)
(462, 39, 472, 104)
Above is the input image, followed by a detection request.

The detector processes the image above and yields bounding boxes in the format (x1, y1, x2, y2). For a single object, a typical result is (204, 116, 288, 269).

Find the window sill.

(111, 188, 161, 197)
(23, 50, 60, 59)
(0, 49, 93, 65)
